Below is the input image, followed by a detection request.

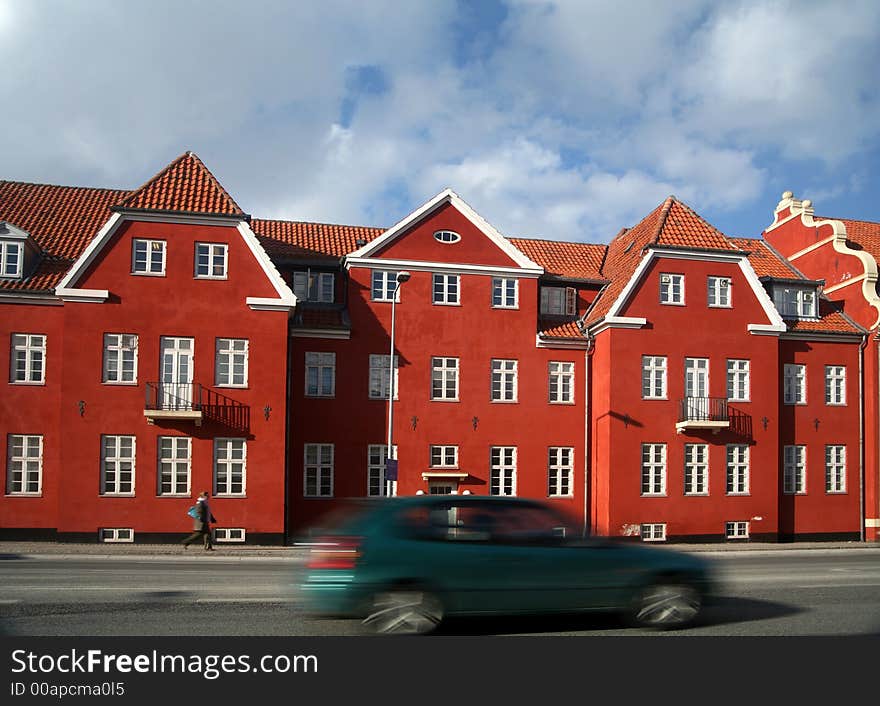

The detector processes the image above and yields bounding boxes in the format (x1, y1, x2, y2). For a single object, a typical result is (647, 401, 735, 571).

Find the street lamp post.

(386, 271, 410, 495)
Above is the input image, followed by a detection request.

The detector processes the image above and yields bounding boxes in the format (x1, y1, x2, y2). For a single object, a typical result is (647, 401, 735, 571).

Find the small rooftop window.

(434, 230, 461, 244)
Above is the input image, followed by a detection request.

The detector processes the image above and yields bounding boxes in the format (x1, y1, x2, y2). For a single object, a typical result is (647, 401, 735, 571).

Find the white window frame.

(368, 354, 399, 400)
(304, 443, 334, 498)
(641, 356, 667, 400)
(293, 270, 335, 303)
(490, 446, 517, 496)
(549, 361, 575, 404)
(726, 521, 749, 539)
(684, 443, 709, 496)
(659, 273, 685, 305)
(216, 338, 248, 388)
(540, 286, 577, 316)
(431, 357, 459, 401)
(214, 438, 246, 497)
(100, 435, 136, 496)
(491, 359, 518, 402)
(305, 352, 336, 398)
(774, 287, 817, 319)
(783, 445, 806, 495)
(825, 445, 846, 494)
(213, 528, 246, 543)
(433, 230, 461, 244)
(158, 436, 191, 496)
(194, 242, 228, 279)
(641, 523, 667, 542)
(641, 443, 667, 496)
(548, 447, 574, 497)
(99, 528, 134, 543)
(492, 277, 519, 309)
(707, 276, 731, 308)
(10, 333, 46, 384)
(783, 363, 806, 405)
(430, 445, 459, 468)
(432, 273, 460, 305)
(0, 241, 23, 278)
(726, 445, 750, 495)
(131, 238, 166, 276)
(726, 359, 750, 402)
(368, 444, 397, 497)
(103, 333, 138, 384)
(6, 434, 43, 495)
(371, 270, 401, 302)
(825, 365, 846, 406)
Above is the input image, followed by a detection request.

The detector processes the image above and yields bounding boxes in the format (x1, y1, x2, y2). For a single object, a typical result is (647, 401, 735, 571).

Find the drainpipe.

(583, 331, 595, 538)
(283, 318, 293, 545)
(859, 334, 867, 542)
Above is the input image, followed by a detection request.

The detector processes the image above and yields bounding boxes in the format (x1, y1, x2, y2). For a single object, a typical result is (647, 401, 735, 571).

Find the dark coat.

(191, 500, 217, 531)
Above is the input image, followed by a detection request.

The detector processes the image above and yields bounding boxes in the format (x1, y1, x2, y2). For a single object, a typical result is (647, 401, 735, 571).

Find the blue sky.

(1, 0, 879, 244)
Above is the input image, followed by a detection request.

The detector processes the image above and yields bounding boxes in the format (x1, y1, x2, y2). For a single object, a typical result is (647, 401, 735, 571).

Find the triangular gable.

(114, 151, 246, 217)
(346, 189, 543, 274)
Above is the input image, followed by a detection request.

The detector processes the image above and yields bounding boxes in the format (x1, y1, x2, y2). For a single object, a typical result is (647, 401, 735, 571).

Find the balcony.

(676, 397, 730, 434)
(144, 383, 250, 432)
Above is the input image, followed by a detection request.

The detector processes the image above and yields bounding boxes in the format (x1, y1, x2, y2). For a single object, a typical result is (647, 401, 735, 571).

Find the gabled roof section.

(252, 219, 384, 260)
(830, 217, 880, 262)
(114, 152, 246, 218)
(347, 189, 542, 272)
(509, 238, 607, 281)
(728, 237, 805, 279)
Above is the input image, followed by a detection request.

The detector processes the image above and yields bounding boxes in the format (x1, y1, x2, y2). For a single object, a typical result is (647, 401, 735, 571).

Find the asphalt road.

(1, 549, 879, 636)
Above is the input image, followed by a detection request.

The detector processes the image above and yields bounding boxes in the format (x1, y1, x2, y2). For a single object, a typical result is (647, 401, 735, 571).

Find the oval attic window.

(433, 230, 461, 244)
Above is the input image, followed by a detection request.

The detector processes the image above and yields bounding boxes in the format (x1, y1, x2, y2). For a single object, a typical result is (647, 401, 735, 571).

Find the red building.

(0, 154, 872, 543)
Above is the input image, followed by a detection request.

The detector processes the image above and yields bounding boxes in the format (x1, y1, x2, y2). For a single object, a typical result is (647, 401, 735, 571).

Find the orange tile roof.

(115, 152, 245, 217)
(509, 238, 606, 280)
(537, 318, 585, 339)
(834, 218, 880, 263)
(785, 298, 864, 335)
(252, 219, 384, 259)
(728, 238, 804, 279)
(0, 181, 130, 292)
(296, 308, 350, 330)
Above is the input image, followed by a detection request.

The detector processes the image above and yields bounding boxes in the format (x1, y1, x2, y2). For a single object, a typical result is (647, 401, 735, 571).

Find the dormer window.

(541, 286, 577, 316)
(433, 230, 461, 244)
(0, 240, 22, 278)
(293, 271, 335, 303)
(774, 286, 817, 319)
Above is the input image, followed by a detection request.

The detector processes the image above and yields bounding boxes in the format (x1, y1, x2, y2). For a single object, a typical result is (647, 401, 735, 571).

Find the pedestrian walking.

(181, 491, 217, 551)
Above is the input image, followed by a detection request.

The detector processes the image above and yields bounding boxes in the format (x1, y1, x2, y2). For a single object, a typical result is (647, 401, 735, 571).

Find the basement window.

(725, 521, 749, 540)
(99, 528, 134, 543)
(641, 523, 666, 542)
(213, 528, 246, 543)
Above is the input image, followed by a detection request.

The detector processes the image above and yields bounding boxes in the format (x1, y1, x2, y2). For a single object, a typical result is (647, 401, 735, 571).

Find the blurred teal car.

(300, 495, 715, 634)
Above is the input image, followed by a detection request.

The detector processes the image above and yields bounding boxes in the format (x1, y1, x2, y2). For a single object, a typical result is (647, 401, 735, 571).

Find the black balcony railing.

(678, 397, 729, 424)
(145, 382, 250, 432)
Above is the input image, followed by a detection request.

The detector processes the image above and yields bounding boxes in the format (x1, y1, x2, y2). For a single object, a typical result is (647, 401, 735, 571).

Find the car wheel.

(361, 589, 444, 635)
(630, 582, 701, 629)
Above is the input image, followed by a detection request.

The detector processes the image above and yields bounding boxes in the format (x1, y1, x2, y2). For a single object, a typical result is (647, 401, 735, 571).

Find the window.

(492, 278, 518, 308)
(103, 334, 138, 384)
(371, 271, 402, 302)
(540, 287, 576, 315)
(490, 447, 517, 496)
(6, 434, 42, 494)
(641, 443, 666, 496)
(215, 439, 246, 496)
(368, 444, 397, 497)
(825, 366, 846, 405)
(213, 528, 246, 543)
(783, 445, 806, 495)
(726, 521, 749, 539)
(195, 243, 228, 279)
(305, 352, 335, 397)
(304, 444, 334, 497)
(100, 435, 135, 495)
(434, 230, 461, 243)
(684, 444, 708, 495)
(783, 364, 806, 405)
(642, 356, 667, 399)
(293, 271, 335, 303)
(708, 276, 731, 307)
(659, 273, 684, 305)
(216, 339, 248, 387)
(430, 445, 458, 468)
(433, 273, 460, 305)
(549, 361, 575, 404)
(132, 238, 166, 275)
(99, 528, 134, 543)
(727, 359, 750, 402)
(10, 333, 46, 384)
(774, 287, 817, 318)
(369, 354, 398, 400)
(726, 445, 749, 495)
(548, 447, 573, 497)
(0, 241, 22, 278)
(431, 357, 459, 401)
(825, 445, 846, 494)
(641, 524, 666, 542)
(158, 437, 191, 496)
(491, 359, 518, 402)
